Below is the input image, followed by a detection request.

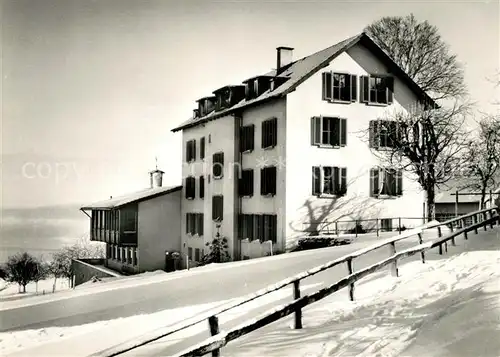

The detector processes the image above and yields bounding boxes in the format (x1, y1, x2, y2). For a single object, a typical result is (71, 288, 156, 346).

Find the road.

(1, 230, 438, 356)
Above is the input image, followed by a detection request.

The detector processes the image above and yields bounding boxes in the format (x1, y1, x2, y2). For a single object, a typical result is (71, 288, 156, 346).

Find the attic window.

(360, 75, 394, 105)
(215, 89, 231, 111)
(322, 72, 357, 103)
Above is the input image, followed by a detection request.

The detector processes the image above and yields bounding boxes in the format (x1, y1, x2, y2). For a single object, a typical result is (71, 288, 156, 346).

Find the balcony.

(106, 244, 139, 274)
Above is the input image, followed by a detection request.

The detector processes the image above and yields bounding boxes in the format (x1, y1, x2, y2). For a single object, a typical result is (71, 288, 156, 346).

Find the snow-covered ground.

(1, 224, 497, 357)
(0, 278, 70, 301)
(219, 227, 500, 357)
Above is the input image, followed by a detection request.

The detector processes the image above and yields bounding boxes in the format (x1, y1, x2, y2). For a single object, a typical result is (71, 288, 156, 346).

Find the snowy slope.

(218, 227, 500, 357)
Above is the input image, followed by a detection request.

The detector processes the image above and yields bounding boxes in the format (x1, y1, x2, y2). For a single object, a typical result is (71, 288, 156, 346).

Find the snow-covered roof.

(171, 32, 435, 133)
(80, 185, 182, 210)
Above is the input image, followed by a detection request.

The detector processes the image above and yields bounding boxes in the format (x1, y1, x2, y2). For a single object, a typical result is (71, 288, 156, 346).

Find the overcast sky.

(2, 0, 499, 208)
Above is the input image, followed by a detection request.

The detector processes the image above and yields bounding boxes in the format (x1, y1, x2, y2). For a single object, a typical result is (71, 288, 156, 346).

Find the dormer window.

(213, 86, 245, 111)
(215, 88, 232, 111)
(244, 76, 272, 100)
(197, 96, 216, 117)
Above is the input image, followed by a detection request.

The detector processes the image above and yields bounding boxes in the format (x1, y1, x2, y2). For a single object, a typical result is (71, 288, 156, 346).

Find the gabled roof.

(171, 32, 436, 133)
(80, 185, 182, 210)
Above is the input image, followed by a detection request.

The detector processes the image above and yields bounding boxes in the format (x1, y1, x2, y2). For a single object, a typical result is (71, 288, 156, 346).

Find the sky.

(1, 0, 499, 208)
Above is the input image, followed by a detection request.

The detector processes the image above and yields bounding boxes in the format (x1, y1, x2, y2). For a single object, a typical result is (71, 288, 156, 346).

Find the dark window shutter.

(370, 168, 379, 197)
(333, 167, 340, 194)
(200, 137, 205, 159)
(263, 215, 270, 241)
(331, 118, 340, 146)
(340, 168, 347, 195)
(387, 77, 394, 104)
(249, 125, 255, 151)
(313, 116, 321, 145)
(186, 141, 190, 162)
(322, 72, 332, 100)
(397, 170, 403, 196)
(350, 75, 357, 102)
(186, 214, 189, 234)
(310, 117, 315, 145)
(272, 118, 278, 146)
(312, 166, 321, 195)
(193, 140, 196, 161)
(199, 176, 204, 198)
(340, 118, 347, 146)
(198, 214, 204, 235)
(361, 76, 369, 103)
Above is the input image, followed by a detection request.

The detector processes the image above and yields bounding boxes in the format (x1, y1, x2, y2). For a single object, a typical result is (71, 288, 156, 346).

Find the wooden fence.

(92, 207, 499, 357)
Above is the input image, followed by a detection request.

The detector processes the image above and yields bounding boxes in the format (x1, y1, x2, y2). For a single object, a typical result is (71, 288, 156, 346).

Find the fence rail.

(93, 207, 499, 357)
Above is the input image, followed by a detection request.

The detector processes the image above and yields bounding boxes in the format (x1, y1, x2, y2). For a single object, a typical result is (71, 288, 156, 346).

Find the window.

(370, 167, 403, 197)
(185, 176, 196, 199)
(322, 72, 357, 102)
(186, 140, 196, 162)
(200, 137, 205, 160)
(195, 248, 200, 262)
(260, 166, 277, 196)
(188, 247, 193, 260)
(239, 169, 254, 197)
(369, 120, 401, 149)
(312, 166, 347, 196)
(212, 152, 224, 178)
(311, 116, 347, 147)
(360, 75, 394, 105)
(380, 218, 393, 232)
(240, 125, 255, 152)
(238, 214, 277, 242)
(199, 176, 205, 199)
(186, 213, 204, 235)
(261, 118, 277, 149)
(215, 88, 231, 111)
(212, 195, 224, 221)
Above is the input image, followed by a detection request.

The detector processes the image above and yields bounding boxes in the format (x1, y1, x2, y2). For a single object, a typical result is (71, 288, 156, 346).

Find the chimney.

(276, 46, 294, 74)
(149, 168, 165, 189)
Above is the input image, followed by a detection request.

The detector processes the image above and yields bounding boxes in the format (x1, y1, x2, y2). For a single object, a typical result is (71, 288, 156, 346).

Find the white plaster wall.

(137, 190, 182, 271)
(181, 114, 238, 260)
(285, 42, 425, 248)
(240, 98, 287, 252)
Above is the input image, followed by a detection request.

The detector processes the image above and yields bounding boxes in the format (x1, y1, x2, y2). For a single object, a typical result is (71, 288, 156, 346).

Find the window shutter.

(263, 215, 270, 241)
(260, 168, 266, 195)
(370, 168, 379, 197)
(387, 77, 394, 104)
(340, 118, 347, 146)
(322, 72, 332, 100)
(341, 168, 347, 195)
(249, 170, 254, 196)
(199, 176, 204, 198)
(312, 167, 321, 195)
(350, 75, 357, 102)
(333, 167, 340, 194)
(186, 214, 190, 234)
(330, 118, 340, 146)
(361, 76, 369, 103)
(198, 214, 204, 235)
(249, 125, 255, 151)
(193, 140, 197, 161)
(270, 215, 277, 243)
(314, 116, 321, 145)
(397, 170, 403, 196)
(200, 137, 205, 159)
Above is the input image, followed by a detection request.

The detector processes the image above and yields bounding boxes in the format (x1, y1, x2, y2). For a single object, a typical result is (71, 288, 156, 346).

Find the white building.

(171, 32, 434, 262)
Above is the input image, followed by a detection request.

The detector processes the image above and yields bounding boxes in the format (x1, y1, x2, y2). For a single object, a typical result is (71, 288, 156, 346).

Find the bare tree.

(365, 14, 466, 100)
(5, 252, 42, 293)
(460, 115, 500, 208)
(368, 102, 471, 222)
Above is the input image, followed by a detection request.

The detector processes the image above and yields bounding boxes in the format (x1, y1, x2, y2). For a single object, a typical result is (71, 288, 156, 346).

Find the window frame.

(239, 169, 254, 197)
(186, 139, 196, 162)
(360, 75, 394, 106)
(322, 72, 357, 103)
(369, 120, 401, 150)
(260, 166, 277, 197)
(199, 176, 205, 199)
(238, 213, 277, 243)
(212, 152, 224, 179)
(310, 116, 347, 148)
(212, 195, 224, 222)
(370, 167, 403, 198)
(185, 176, 196, 200)
(312, 166, 347, 197)
(240, 124, 255, 153)
(261, 117, 278, 149)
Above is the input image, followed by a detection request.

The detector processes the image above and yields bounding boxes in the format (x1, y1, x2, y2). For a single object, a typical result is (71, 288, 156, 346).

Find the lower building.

(80, 169, 183, 274)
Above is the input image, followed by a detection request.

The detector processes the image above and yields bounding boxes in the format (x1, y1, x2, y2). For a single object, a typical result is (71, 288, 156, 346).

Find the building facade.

(81, 171, 183, 273)
(172, 32, 433, 262)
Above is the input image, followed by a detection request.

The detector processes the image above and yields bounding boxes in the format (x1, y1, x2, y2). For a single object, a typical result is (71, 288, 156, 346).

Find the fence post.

(208, 316, 220, 357)
(389, 242, 398, 277)
(335, 221, 339, 236)
(437, 226, 442, 238)
(293, 280, 302, 329)
(418, 233, 425, 263)
(398, 217, 402, 235)
(346, 258, 355, 301)
(355, 220, 359, 238)
(473, 215, 478, 234)
(490, 210, 495, 229)
(376, 218, 379, 237)
(483, 213, 488, 231)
